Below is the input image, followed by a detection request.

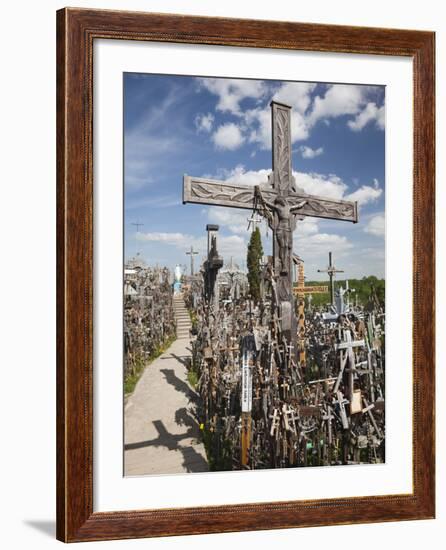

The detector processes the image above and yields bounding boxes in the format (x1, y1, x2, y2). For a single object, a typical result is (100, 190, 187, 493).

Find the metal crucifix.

(183, 101, 358, 347)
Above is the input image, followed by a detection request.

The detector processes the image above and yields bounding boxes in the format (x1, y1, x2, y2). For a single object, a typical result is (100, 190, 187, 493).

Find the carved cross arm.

(183, 175, 358, 223)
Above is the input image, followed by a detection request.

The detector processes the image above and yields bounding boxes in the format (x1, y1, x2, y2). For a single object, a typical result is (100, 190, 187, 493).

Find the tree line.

(304, 276, 385, 307)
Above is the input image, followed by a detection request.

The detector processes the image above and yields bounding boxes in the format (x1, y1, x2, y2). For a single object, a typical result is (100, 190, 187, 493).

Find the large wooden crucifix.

(183, 101, 358, 346)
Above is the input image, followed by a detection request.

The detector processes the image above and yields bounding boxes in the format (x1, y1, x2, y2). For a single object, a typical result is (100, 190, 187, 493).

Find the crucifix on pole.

(183, 101, 358, 348)
(131, 221, 144, 233)
(317, 251, 344, 306)
(131, 221, 144, 255)
(185, 245, 199, 276)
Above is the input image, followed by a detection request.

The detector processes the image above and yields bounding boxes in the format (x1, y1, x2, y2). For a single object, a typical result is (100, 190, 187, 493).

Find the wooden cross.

(334, 329, 365, 398)
(185, 245, 199, 276)
(317, 251, 344, 306)
(292, 258, 329, 296)
(292, 256, 328, 367)
(240, 335, 255, 467)
(183, 101, 358, 347)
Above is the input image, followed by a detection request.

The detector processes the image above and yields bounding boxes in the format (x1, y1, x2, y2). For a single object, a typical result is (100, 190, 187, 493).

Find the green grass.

(187, 369, 199, 389)
(201, 426, 233, 471)
(124, 334, 176, 396)
(188, 308, 198, 333)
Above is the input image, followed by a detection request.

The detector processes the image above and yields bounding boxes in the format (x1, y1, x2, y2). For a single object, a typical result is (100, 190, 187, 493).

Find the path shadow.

(124, 419, 195, 451)
(124, 418, 208, 473)
(180, 446, 209, 473)
(23, 520, 55, 538)
(175, 406, 200, 433)
(160, 368, 196, 400)
(170, 353, 191, 367)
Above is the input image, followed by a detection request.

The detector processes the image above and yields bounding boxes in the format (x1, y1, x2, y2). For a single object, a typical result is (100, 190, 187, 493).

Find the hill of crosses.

(124, 102, 385, 473)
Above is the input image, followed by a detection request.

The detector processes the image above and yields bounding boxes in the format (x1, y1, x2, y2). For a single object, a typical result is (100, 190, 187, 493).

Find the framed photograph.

(56, 8, 435, 542)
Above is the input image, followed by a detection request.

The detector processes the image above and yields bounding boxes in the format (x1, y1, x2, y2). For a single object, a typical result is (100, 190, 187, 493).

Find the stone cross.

(183, 101, 358, 347)
(317, 251, 344, 306)
(185, 245, 199, 276)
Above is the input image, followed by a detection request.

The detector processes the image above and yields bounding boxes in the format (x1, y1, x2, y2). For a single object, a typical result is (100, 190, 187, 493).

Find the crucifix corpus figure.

(254, 187, 307, 276)
(183, 101, 359, 347)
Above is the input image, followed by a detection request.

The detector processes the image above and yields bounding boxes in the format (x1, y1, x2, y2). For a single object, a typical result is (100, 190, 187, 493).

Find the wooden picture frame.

(56, 7, 435, 542)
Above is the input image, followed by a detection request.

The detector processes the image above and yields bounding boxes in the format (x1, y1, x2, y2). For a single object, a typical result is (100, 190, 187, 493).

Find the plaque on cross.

(183, 101, 359, 346)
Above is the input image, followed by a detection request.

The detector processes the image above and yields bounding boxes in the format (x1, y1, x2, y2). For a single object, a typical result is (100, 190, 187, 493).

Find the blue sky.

(124, 73, 385, 280)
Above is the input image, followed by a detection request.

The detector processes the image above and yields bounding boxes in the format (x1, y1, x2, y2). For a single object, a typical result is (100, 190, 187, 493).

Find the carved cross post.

(183, 101, 358, 350)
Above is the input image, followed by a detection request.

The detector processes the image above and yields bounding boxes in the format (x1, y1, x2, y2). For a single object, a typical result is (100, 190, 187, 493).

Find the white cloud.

(195, 112, 214, 133)
(200, 78, 266, 115)
(294, 171, 347, 199)
(212, 123, 245, 150)
(238, 82, 316, 149)
(246, 105, 310, 149)
(206, 206, 251, 235)
(347, 102, 385, 131)
(346, 179, 382, 206)
(136, 232, 191, 246)
(136, 230, 247, 265)
(200, 80, 384, 150)
(273, 82, 317, 114)
(296, 217, 319, 236)
(295, 231, 353, 255)
(224, 165, 270, 186)
(218, 235, 247, 258)
(307, 84, 385, 132)
(298, 145, 324, 159)
(364, 213, 385, 237)
(309, 84, 365, 125)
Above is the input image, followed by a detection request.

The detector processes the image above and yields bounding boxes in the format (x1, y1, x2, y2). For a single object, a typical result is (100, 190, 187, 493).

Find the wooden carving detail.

(289, 196, 357, 220)
(191, 182, 257, 205)
(274, 106, 292, 196)
(185, 177, 357, 222)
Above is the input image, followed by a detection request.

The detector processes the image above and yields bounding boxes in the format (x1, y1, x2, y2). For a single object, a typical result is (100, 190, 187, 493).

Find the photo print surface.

(123, 73, 385, 476)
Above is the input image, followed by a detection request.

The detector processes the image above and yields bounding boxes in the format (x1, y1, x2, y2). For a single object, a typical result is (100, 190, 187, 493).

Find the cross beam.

(183, 175, 358, 223)
(183, 101, 358, 347)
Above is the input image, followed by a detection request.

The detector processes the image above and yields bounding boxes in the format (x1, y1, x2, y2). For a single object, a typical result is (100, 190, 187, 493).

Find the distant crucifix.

(185, 245, 199, 276)
(131, 221, 144, 233)
(247, 212, 262, 232)
(317, 251, 344, 306)
(183, 101, 358, 346)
